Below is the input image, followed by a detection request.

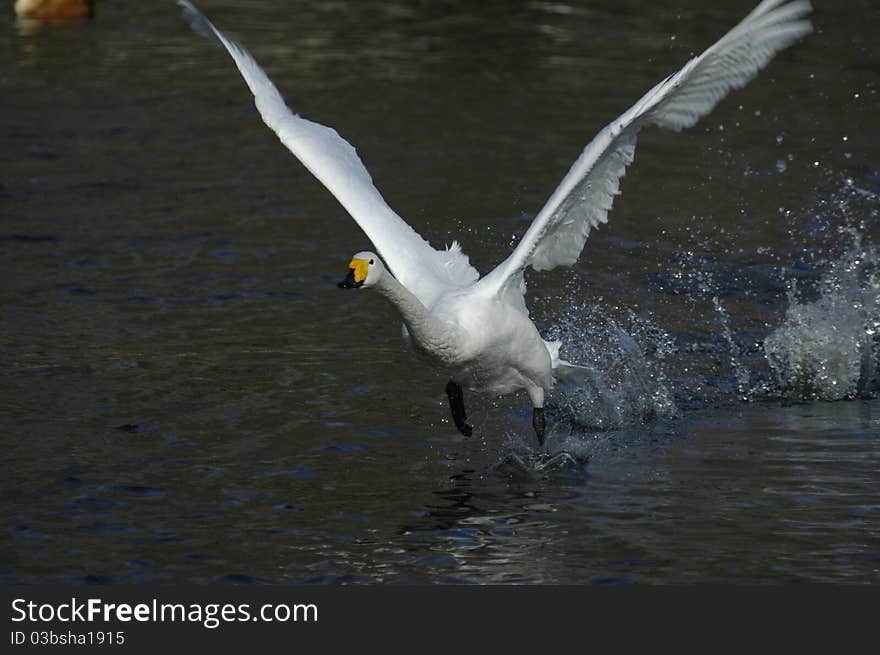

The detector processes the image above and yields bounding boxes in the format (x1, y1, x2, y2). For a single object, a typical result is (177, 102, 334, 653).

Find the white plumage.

(177, 0, 812, 444)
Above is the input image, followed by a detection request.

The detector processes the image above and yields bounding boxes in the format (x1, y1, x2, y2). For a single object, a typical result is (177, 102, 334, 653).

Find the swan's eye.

(369, 259, 374, 265)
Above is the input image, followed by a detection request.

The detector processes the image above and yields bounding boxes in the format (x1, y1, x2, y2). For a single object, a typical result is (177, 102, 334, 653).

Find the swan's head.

(338, 251, 384, 289)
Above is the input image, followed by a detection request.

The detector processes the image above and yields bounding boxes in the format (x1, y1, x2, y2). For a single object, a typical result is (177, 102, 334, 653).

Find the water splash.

(712, 295, 752, 400)
(677, 176, 880, 404)
(763, 234, 879, 401)
(495, 176, 880, 476)
(544, 304, 678, 431)
(488, 442, 587, 480)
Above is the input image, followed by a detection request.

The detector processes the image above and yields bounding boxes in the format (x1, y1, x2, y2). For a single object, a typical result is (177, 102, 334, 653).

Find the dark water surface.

(2, 1, 879, 583)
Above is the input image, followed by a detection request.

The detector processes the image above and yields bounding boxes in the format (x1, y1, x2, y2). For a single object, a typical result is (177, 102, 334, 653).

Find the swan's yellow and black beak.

(337, 258, 369, 289)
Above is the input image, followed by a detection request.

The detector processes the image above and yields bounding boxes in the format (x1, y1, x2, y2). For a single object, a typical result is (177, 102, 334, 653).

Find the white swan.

(177, 0, 812, 444)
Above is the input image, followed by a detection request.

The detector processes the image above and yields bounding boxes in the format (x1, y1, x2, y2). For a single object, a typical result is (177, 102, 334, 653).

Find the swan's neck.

(375, 273, 441, 343)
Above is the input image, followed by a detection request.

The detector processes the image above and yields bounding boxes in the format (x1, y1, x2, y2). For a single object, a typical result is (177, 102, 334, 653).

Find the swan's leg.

(445, 380, 473, 437)
(527, 386, 546, 446)
(532, 408, 546, 446)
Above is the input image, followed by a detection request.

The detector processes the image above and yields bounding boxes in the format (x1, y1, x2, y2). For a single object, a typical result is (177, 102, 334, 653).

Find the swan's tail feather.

(554, 359, 605, 389)
(546, 340, 605, 388)
(544, 340, 562, 370)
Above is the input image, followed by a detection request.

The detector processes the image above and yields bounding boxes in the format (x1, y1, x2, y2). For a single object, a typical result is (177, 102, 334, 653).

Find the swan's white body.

(177, 0, 812, 439)
(392, 277, 555, 406)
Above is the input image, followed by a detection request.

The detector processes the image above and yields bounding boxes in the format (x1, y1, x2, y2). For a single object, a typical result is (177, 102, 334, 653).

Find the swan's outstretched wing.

(479, 0, 811, 302)
(177, 1, 478, 304)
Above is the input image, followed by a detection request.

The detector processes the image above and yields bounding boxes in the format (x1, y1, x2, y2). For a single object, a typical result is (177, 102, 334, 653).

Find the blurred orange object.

(14, 0, 96, 20)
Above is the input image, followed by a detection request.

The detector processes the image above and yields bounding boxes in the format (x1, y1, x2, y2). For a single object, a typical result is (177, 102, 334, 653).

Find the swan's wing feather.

(646, 0, 813, 132)
(177, 1, 478, 302)
(480, 0, 811, 297)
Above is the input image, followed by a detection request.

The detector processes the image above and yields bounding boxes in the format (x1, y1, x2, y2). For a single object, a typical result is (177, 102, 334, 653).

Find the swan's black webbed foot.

(532, 407, 546, 446)
(445, 380, 473, 437)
